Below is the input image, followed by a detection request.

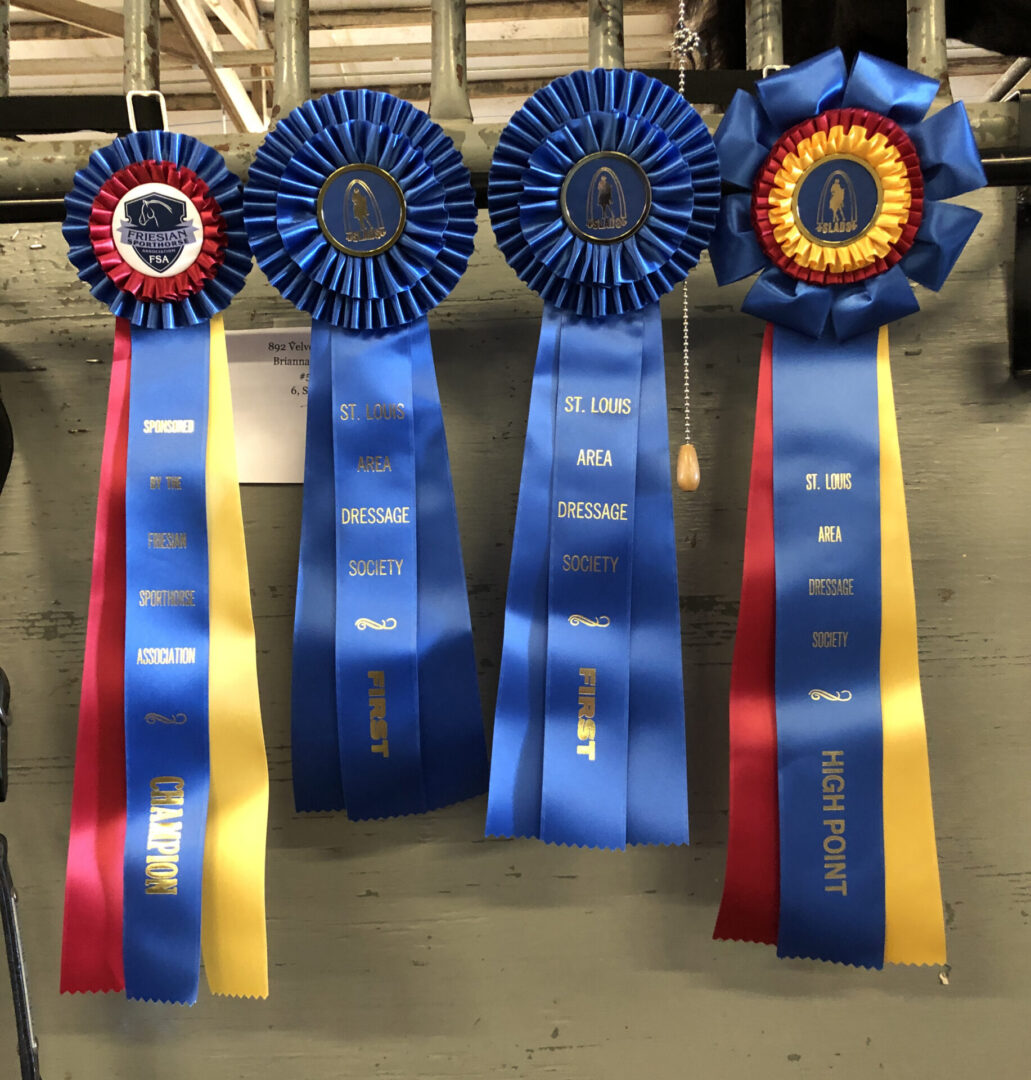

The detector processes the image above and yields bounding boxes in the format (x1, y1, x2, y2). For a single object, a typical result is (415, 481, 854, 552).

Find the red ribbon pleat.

(60, 320, 130, 993)
(714, 325, 780, 945)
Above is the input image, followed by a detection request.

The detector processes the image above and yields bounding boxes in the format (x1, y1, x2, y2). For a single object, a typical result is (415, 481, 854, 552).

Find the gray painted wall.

(0, 188, 1027, 1078)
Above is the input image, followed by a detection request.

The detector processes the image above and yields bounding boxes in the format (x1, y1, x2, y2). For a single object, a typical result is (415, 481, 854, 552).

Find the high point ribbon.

(484, 69, 720, 849)
(244, 90, 487, 818)
(710, 49, 986, 966)
(61, 132, 268, 1003)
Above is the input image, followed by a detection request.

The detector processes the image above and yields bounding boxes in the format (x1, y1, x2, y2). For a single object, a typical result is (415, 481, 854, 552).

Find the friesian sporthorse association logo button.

(112, 181, 204, 277)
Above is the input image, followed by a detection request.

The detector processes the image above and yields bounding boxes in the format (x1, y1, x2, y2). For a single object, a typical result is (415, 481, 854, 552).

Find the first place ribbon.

(709, 49, 986, 966)
(244, 90, 488, 819)
(485, 69, 720, 848)
(61, 132, 269, 1003)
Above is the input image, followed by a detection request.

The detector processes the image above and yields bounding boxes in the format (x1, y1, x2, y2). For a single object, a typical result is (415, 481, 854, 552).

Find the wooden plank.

(164, 0, 264, 133)
(201, 0, 262, 50)
(300, 0, 669, 31)
(11, 0, 197, 62)
(217, 33, 674, 69)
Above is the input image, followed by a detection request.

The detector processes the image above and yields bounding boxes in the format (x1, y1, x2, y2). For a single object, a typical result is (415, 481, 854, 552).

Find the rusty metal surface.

(588, 0, 623, 69)
(430, 0, 473, 122)
(272, 0, 309, 122)
(907, 0, 951, 96)
(744, 0, 783, 71)
(0, 0, 9, 99)
(0, 188, 1027, 1076)
(122, 0, 160, 94)
(0, 97, 1019, 204)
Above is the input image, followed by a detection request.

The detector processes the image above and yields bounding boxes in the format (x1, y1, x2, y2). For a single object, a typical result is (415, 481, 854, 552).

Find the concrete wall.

(0, 187, 1027, 1078)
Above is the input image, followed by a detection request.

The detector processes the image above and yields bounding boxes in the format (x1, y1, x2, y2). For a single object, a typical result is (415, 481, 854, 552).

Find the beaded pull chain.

(672, 2, 702, 492)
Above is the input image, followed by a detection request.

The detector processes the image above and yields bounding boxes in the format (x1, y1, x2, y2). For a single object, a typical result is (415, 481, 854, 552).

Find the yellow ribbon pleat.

(878, 327, 946, 965)
(201, 315, 270, 997)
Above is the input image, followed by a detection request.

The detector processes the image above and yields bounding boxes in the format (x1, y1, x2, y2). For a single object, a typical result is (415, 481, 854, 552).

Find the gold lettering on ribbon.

(368, 671, 389, 757)
(568, 615, 611, 628)
(577, 668, 597, 761)
(145, 711, 188, 725)
(354, 617, 398, 631)
(821, 750, 847, 895)
(808, 689, 853, 702)
(146, 777, 184, 895)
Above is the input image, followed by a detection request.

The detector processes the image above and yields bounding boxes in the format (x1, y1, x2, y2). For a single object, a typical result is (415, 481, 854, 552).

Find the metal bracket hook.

(126, 90, 169, 134)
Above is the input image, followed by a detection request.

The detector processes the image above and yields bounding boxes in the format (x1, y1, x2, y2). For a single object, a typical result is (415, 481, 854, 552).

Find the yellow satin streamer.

(201, 316, 270, 997)
(878, 327, 946, 965)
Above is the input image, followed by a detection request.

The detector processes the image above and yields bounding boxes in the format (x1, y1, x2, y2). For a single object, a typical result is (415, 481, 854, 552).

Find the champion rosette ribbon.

(484, 69, 719, 848)
(61, 132, 269, 1002)
(711, 49, 985, 966)
(244, 90, 487, 817)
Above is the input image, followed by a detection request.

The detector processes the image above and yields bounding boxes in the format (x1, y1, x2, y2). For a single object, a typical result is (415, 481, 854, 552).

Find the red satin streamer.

(60, 320, 130, 993)
(714, 325, 780, 945)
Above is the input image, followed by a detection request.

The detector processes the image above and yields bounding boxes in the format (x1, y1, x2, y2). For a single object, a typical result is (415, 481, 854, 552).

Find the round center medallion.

(791, 154, 883, 247)
(560, 151, 651, 244)
(316, 164, 406, 257)
(112, 181, 205, 277)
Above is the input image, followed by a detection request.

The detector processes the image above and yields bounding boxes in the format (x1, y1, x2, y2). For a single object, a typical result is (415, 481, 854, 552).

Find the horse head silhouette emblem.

(118, 191, 196, 272)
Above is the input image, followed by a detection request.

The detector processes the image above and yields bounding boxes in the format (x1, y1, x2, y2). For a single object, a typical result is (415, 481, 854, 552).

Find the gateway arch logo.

(344, 179, 388, 244)
(585, 166, 629, 232)
(815, 169, 859, 237)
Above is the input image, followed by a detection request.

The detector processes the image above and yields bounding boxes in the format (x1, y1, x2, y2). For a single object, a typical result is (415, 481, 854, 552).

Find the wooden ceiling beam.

(164, 0, 264, 132)
(217, 33, 673, 68)
(200, 0, 262, 50)
(12, 0, 197, 61)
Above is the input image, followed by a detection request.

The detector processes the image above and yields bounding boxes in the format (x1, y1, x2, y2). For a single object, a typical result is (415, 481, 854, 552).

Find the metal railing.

(273, 0, 309, 120)
(0, 0, 1023, 202)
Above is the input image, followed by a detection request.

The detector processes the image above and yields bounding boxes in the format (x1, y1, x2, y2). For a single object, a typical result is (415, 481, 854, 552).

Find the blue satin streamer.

(409, 319, 489, 809)
(484, 311, 560, 839)
(331, 324, 422, 818)
(771, 326, 885, 968)
(627, 306, 688, 845)
(292, 321, 345, 811)
(123, 322, 211, 1003)
(488, 303, 688, 848)
(293, 318, 486, 817)
(540, 313, 642, 848)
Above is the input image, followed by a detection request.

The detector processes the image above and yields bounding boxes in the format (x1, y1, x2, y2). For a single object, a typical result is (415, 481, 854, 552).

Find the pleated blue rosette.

(489, 67, 720, 317)
(485, 70, 719, 849)
(243, 90, 487, 818)
(244, 90, 475, 331)
(64, 130, 251, 328)
(710, 48, 987, 340)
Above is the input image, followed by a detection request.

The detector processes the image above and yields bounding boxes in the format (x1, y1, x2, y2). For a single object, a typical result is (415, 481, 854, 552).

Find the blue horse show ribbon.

(485, 69, 719, 848)
(710, 49, 987, 967)
(771, 327, 885, 967)
(123, 323, 211, 1002)
(244, 90, 487, 819)
(63, 131, 265, 1003)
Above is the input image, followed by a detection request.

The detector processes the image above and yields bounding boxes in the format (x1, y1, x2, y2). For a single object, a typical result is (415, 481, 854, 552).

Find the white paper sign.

(226, 327, 311, 483)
